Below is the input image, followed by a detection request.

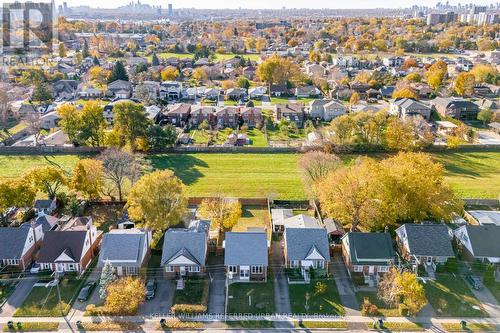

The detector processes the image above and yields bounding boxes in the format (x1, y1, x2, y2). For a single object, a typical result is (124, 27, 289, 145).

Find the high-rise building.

(168, 3, 173, 16)
(426, 12, 457, 25)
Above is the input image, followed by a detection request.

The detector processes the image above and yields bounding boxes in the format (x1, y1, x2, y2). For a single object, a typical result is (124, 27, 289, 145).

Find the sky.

(60, 0, 496, 9)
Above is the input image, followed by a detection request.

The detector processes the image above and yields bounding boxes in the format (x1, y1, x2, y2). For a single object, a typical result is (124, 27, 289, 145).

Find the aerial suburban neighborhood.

(0, 0, 499, 332)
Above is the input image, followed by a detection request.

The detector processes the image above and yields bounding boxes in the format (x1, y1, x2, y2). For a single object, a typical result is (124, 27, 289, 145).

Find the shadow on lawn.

(434, 152, 495, 178)
(148, 154, 208, 186)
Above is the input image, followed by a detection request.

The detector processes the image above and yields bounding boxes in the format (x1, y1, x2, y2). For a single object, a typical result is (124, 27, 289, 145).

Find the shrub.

(398, 303, 410, 316)
(360, 298, 379, 316)
(81, 322, 141, 331)
(170, 304, 207, 314)
(158, 319, 203, 330)
(444, 258, 457, 273)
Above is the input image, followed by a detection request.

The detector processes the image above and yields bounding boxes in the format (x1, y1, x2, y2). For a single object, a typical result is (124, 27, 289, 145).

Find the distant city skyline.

(59, 0, 498, 9)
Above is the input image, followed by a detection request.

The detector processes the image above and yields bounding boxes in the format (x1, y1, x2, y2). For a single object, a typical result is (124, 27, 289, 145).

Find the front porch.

(227, 265, 267, 283)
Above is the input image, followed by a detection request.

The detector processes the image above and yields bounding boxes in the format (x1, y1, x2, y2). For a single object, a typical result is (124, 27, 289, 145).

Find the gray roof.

(398, 224, 454, 257)
(37, 231, 88, 263)
(284, 228, 330, 261)
(0, 228, 31, 260)
(34, 199, 53, 209)
(464, 225, 500, 258)
(99, 230, 147, 266)
(343, 232, 394, 265)
(271, 209, 294, 226)
(32, 215, 59, 232)
(281, 214, 321, 229)
(224, 232, 268, 266)
(161, 229, 207, 266)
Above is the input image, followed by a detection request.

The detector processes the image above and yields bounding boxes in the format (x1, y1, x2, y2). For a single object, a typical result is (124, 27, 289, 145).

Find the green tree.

(108, 60, 129, 82)
(236, 76, 250, 89)
(58, 103, 81, 143)
(146, 124, 177, 150)
(99, 260, 116, 300)
(82, 39, 90, 58)
(112, 101, 150, 149)
(477, 108, 493, 126)
(151, 53, 160, 66)
(31, 83, 53, 102)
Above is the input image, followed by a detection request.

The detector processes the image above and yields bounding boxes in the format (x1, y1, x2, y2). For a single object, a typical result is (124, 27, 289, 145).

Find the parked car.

(29, 263, 41, 274)
(145, 280, 156, 300)
(78, 281, 97, 302)
(465, 275, 482, 290)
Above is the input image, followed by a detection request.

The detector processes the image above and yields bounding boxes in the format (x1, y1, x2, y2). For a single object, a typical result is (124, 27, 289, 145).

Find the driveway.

(468, 280, 500, 318)
(67, 265, 102, 319)
(272, 240, 291, 315)
(0, 276, 37, 317)
(139, 280, 175, 316)
(207, 255, 225, 314)
(331, 251, 360, 317)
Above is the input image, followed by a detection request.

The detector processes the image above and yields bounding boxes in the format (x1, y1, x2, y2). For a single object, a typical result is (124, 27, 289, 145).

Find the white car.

(29, 264, 41, 274)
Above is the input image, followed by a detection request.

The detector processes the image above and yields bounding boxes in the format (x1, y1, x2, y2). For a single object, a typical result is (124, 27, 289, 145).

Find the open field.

(0, 151, 499, 199)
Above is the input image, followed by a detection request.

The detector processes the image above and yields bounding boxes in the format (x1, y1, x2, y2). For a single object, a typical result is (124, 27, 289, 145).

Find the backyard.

(288, 279, 345, 315)
(423, 274, 489, 318)
(227, 280, 275, 314)
(0, 150, 499, 199)
(231, 206, 270, 233)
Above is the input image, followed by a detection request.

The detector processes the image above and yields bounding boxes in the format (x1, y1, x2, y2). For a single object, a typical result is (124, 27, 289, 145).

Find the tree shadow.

(147, 154, 208, 186)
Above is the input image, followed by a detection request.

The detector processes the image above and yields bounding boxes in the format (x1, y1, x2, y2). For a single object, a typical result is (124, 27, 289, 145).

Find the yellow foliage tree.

(454, 72, 475, 97)
(198, 196, 242, 232)
(161, 67, 180, 81)
(392, 88, 418, 100)
(104, 277, 146, 315)
(70, 159, 104, 200)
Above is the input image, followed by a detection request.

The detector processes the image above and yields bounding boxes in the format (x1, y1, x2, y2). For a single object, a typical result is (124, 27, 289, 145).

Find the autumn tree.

(58, 42, 67, 57)
(256, 54, 301, 85)
(0, 179, 36, 224)
(392, 88, 418, 100)
(89, 66, 111, 85)
(221, 80, 235, 90)
(378, 268, 427, 316)
(79, 101, 106, 146)
(349, 92, 360, 106)
(384, 118, 418, 151)
(58, 103, 81, 143)
(477, 108, 493, 126)
(256, 38, 267, 52)
(236, 76, 250, 89)
(127, 170, 186, 241)
(198, 196, 242, 232)
(298, 151, 341, 195)
(470, 64, 498, 84)
(99, 148, 144, 201)
(112, 101, 150, 149)
(426, 60, 447, 90)
(454, 72, 475, 97)
(192, 67, 207, 82)
(70, 159, 104, 200)
(329, 115, 354, 144)
(161, 67, 179, 81)
(25, 166, 67, 199)
(103, 277, 146, 315)
(309, 50, 321, 63)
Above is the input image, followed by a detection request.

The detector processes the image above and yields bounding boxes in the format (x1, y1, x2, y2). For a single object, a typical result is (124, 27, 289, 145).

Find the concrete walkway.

(470, 282, 500, 318)
(207, 255, 225, 314)
(0, 277, 36, 317)
(271, 240, 293, 329)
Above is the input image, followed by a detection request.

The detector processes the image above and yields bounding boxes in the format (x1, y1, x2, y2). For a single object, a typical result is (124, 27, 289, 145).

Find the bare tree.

(24, 112, 42, 145)
(99, 148, 145, 201)
(298, 150, 341, 195)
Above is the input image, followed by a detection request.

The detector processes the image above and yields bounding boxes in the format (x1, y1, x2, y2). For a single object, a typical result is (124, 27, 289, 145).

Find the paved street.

(0, 276, 36, 318)
(207, 255, 225, 314)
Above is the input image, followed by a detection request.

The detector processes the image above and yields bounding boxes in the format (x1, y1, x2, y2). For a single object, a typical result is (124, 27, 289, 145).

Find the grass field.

(0, 151, 499, 199)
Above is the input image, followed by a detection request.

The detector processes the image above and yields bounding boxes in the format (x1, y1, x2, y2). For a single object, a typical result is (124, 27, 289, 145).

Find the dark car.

(145, 280, 156, 300)
(465, 275, 482, 290)
(78, 281, 97, 302)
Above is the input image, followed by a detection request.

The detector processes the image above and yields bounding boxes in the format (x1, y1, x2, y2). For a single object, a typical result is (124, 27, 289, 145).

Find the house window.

(126, 266, 138, 275)
(353, 265, 363, 272)
(378, 266, 389, 273)
(228, 265, 237, 273)
(6, 259, 19, 265)
(251, 266, 263, 274)
(188, 266, 200, 273)
(165, 266, 174, 272)
(290, 260, 299, 268)
(314, 261, 325, 269)
(68, 264, 75, 271)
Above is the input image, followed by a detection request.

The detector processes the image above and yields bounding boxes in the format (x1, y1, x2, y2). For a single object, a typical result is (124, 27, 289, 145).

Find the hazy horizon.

(59, 0, 496, 10)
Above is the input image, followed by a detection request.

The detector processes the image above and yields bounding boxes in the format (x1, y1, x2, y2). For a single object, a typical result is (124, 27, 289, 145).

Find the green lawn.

(423, 275, 488, 317)
(173, 279, 209, 305)
(0, 151, 499, 200)
(271, 97, 316, 105)
(288, 279, 345, 315)
(356, 291, 401, 317)
(246, 129, 268, 147)
(227, 280, 275, 314)
(2, 322, 59, 332)
(14, 277, 83, 317)
(231, 206, 270, 235)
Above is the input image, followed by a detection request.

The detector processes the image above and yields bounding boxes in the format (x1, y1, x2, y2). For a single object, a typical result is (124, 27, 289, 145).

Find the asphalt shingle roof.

(37, 231, 87, 263)
(161, 229, 207, 266)
(464, 225, 500, 258)
(0, 228, 31, 260)
(398, 224, 454, 257)
(284, 228, 330, 261)
(343, 232, 394, 265)
(224, 232, 268, 266)
(99, 230, 147, 266)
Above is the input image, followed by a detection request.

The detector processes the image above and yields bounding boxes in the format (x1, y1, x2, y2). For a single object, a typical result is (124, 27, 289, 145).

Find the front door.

(368, 266, 374, 274)
(240, 266, 250, 280)
(56, 263, 64, 273)
(179, 266, 186, 276)
(426, 257, 432, 265)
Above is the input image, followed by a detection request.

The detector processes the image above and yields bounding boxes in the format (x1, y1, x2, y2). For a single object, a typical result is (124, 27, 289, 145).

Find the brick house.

(224, 232, 268, 282)
(165, 103, 191, 127)
(0, 227, 37, 271)
(215, 106, 239, 129)
(190, 106, 215, 128)
(240, 107, 263, 128)
(341, 232, 395, 286)
(274, 103, 305, 127)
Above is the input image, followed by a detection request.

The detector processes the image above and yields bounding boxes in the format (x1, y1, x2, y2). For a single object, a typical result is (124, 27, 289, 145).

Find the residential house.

(435, 120, 458, 136)
(379, 86, 396, 99)
(215, 106, 239, 128)
(270, 84, 289, 97)
(34, 199, 57, 217)
(465, 210, 500, 226)
(431, 97, 480, 120)
(205, 87, 221, 100)
(225, 88, 246, 101)
(36, 229, 99, 273)
(396, 224, 454, 273)
(274, 103, 305, 127)
(476, 98, 500, 113)
(390, 98, 432, 120)
(284, 228, 330, 282)
(272, 212, 322, 233)
(295, 86, 322, 98)
(160, 81, 182, 102)
(78, 86, 103, 99)
(240, 107, 263, 127)
(107, 80, 133, 99)
(248, 87, 267, 99)
(164, 103, 191, 127)
(306, 63, 326, 77)
(307, 99, 330, 119)
(21, 215, 59, 245)
(383, 56, 404, 67)
(40, 111, 61, 130)
(454, 225, 500, 263)
(190, 106, 215, 127)
(341, 232, 395, 286)
(52, 80, 77, 100)
(488, 122, 500, 135)
(161, 227, 208, 278)
(0, 227, 36, 270)
(135, 81, 160, 102)
(224, 232, 268, 282)
(242, 66, 257, 80)
(98, 229, 152, 276)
